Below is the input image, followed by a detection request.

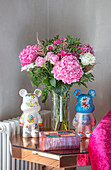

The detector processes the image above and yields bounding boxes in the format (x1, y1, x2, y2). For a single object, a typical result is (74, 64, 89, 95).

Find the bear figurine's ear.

(74, 89, 82, 98)
(19, 89, 27, 97)
(88, 89, 96, 98)
(34, 89, 42, 97)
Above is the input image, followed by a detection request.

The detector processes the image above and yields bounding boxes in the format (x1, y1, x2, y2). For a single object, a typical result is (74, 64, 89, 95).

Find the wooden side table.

(11, 134, 90, 169)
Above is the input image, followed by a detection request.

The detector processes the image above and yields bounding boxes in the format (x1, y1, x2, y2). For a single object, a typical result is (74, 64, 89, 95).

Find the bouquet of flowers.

(19, 33, 96, 130)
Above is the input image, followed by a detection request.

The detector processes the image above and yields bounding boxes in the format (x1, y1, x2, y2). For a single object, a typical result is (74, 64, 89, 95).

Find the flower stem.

(54, 114, 60, 131)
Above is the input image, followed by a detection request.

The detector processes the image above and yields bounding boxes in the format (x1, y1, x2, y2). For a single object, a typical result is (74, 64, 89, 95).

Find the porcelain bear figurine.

(72, 89, 96, 138)
(19, 89, 43, 138)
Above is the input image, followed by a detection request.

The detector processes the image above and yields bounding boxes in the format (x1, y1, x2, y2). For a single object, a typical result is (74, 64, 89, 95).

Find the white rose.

(80, 52, 96, 65)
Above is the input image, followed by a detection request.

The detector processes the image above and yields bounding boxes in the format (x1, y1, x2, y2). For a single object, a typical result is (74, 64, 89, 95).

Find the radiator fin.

(0, 117, 40, 170)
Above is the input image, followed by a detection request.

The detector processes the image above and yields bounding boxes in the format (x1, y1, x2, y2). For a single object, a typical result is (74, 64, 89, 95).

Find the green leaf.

(54, 35, 59, 40)
(53, 81, 71, 96)
(31, 81, 34, 87)
(67, 35, 71, 39)
(28, 67, 50, 87)
(42, 86, 49, 103)
(41, 40, 45, 46)
(31, 75, 41, 87)
(81, 82, 87, 88)
(77, 50, 83, 53)
(50, 78, 56, 87)
(43, 79, 50, 86)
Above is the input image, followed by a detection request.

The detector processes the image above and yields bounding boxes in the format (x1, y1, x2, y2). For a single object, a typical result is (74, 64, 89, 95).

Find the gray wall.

(0, 0, 111, 127)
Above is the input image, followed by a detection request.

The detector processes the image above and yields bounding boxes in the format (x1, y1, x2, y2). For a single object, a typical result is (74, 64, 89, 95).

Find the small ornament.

(72, 89, 96, 138)
(19, 89, 42, 138)
(39, 130, 80, 151)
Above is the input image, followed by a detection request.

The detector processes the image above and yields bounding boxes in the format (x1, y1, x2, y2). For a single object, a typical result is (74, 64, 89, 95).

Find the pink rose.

(60, 50, 67, 56)
(54, 39, 61, 45)
(36, 56, 46, 67)
(64, 37, 67, 41)
(60, 37, 67, 41)
(56, 39, 61, 44)
(60, 37, 64, 40)
(67, 53, 72, 56)
(49, 54, 59, 64)
(53, 41, 56, 45)
(45, 52, 53, 61)
(45, 52, 59, 64)
(57, 54, 61, 58)
(48, 46, 53, 51)
(77, 44, 95, 56)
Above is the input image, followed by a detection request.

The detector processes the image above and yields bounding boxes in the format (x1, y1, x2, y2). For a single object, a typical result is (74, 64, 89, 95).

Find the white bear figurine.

(19, 89, 43, 138)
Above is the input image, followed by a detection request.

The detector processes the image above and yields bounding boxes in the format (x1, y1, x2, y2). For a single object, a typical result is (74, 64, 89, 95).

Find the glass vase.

(51, 91, 70, 131)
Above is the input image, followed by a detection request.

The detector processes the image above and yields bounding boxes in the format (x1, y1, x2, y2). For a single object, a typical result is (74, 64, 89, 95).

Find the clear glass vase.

(51, 91, 70, 131)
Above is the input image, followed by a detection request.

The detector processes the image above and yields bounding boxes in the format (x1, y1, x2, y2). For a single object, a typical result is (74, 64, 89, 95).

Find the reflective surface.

(11, 134, 89, 156)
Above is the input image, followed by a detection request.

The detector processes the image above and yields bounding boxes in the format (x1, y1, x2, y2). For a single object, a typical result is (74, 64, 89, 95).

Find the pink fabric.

(88, 110, 111, 170)
(77, 154, 89, 166)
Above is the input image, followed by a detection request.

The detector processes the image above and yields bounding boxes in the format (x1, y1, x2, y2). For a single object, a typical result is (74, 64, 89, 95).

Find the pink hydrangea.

(46, 52, 59, 64)
(77, 44, 94, 56)
(36, 56, 46, 67)
(19, 45, 41, 67)
(51, 55, 83, 84)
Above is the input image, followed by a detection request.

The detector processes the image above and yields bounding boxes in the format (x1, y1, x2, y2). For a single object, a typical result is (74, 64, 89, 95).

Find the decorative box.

(39, 130, 80, 151)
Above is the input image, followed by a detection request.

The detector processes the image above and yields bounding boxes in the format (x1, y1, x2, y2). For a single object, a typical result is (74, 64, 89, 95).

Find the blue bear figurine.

(72, 89, 96, 138)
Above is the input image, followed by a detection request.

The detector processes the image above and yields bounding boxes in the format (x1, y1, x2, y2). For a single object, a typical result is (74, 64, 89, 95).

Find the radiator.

(0, 117, 41, 170)
(0, 110, 51, 170)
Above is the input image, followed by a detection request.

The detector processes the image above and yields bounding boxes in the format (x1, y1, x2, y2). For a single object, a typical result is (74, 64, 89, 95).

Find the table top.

(11, 134, 89, 156)
(11, 134, 90, 168)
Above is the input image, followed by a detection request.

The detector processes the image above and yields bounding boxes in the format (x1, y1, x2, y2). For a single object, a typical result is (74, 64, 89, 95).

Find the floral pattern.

(27, 115, 35, 123)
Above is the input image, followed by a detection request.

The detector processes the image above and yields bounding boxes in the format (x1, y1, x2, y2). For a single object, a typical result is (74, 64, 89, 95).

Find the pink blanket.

(88, 110, 111, 170)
